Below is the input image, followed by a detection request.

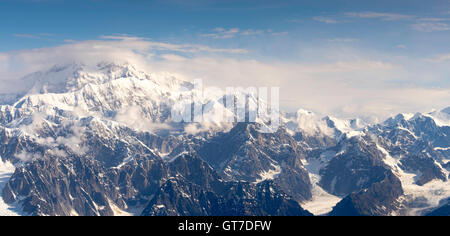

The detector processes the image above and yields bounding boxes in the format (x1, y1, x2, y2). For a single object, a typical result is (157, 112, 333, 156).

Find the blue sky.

(2, 0, 450, 58)
(1, 0, 450, 120)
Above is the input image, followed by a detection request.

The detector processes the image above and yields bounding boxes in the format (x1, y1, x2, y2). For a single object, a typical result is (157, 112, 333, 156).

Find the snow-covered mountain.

(0, 62, 448, 216)
(427, 108, 450, 127)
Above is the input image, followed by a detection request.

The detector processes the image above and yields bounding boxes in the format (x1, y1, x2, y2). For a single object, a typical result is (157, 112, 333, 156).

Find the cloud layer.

(0, 36, 449, 122)
(312, 11, 450, 33)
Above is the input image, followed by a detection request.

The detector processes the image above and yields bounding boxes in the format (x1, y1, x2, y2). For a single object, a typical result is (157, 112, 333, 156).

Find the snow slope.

(0, 160, 22, 216)
(427, 108, 450, 127)
(301, 151, 342, 215)
(376, 144, 450, 215)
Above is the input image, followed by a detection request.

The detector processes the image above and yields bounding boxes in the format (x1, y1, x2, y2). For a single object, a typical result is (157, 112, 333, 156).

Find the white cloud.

(328, 38, 359, 43)
(313, 12, 450, 34)
(427, 53, 450, 63)
(289, 110, 335, 136)
(345, 12, 414, 21)
(13, 34, 41, 39)
(201, 28, 240, 39)
(18, 111, 88, 157)
(0, 53, 8, 61)
(0, 36, 449, 121)
(270, 31, 289, 36)
(148, 53, 450, 120)
(201, 28, 266, 39)
(98, 35, 248, 53)
(417, 18, 450, 22)
(12, 33, 54, 40)
(15, 151, 42, 162)
(412, 22, 450, 32)
(55, 123, 88, 156)
(240, 29, 264, 36)
(313, 16, 338, 24)
(287, 18, 303, 23)
(184, 122, 233, 135)
(114, 106, 172, 132)
(0, 53, 9, 72)
(0, 36, 247, 91)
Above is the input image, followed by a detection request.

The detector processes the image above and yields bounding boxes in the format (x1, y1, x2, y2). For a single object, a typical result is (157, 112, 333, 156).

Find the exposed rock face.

(318, 135, 390, 197)
(142, 176, 313, 216)
(197, 123, 312, 202)
(329, 170, 404, 216)
(370, 114, 449, 186)
(2, 150, 313, 216)
(3, 154, 126, 216)
(145, 154, 312, 216)
(399, 154, 447, 186)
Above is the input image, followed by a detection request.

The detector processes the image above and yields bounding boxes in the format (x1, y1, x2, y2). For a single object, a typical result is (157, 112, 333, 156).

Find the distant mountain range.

(0, 63, 448, 216)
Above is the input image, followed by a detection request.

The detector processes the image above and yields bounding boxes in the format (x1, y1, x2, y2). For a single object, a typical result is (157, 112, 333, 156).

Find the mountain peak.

(426, 107, 450, 127)
(22, 62, 151, 95)
(384, 113, 414, 126)
(398, 113, 415, 121)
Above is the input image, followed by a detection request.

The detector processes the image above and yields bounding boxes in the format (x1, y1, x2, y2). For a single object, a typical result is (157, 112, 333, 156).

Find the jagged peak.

(398, 113, 415, 121)
(381, 111, 449, 130)
(426, 107, 450, 127)
(384, 113, 416, 126)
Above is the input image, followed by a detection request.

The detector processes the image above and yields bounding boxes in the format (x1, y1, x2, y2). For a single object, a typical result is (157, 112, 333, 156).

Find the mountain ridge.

(0, 62, 449, 216)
